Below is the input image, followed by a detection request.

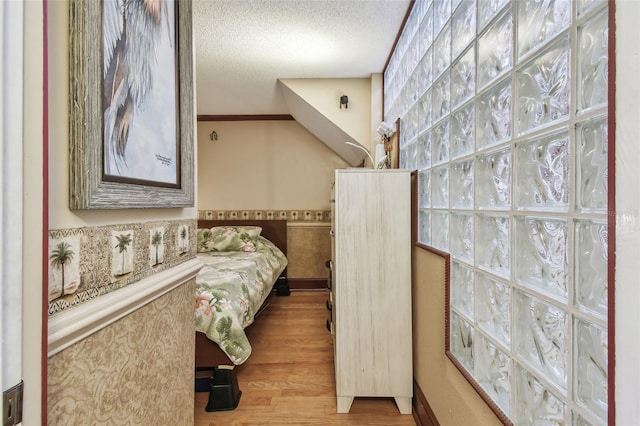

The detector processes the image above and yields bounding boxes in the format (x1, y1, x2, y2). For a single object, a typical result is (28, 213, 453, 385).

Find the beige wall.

(280, 77, 374, 149)
(412, 249, 501, 425)
(197, 119, 346, 281)
(197, 120, 348, 211)
(47, 1, 196, 229)
(44, 1, 197, 422)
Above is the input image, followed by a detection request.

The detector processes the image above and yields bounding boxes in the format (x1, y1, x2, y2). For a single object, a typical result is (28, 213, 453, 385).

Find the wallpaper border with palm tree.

(199, 209, 331, 223)
(48, 219, 196, 316)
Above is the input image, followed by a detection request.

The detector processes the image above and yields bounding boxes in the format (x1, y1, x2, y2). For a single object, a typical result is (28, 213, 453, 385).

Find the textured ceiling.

(193, 0, 411, 115)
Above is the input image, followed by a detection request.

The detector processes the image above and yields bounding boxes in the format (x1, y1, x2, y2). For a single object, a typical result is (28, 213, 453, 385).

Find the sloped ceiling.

(279, 82, 359, 165)
(279, 78, 374, 165)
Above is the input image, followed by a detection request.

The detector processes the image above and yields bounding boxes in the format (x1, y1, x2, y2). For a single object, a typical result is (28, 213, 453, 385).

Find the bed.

(195, 219, 289, 369)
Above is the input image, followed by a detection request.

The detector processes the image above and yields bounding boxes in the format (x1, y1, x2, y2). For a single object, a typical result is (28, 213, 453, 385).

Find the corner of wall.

(279, 77, 373, 165)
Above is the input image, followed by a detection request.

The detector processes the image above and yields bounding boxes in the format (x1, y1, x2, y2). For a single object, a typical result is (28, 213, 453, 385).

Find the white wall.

(22, 1, 44, 423)
(614, 1, 640, 423)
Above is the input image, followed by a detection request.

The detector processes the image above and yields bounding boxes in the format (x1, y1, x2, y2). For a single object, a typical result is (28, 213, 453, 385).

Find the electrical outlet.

(3, 381, 23, 426)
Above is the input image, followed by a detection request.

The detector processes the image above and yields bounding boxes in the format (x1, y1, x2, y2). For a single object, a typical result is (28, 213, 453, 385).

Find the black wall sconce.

(340, 95, 349, 109)
(210, 130, 218, 141)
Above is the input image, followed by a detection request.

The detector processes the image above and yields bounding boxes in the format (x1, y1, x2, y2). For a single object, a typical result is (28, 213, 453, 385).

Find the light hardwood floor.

(194, 291, 417, 425)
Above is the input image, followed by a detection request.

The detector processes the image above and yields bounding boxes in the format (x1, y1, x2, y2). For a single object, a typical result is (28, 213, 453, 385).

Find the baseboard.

(288, 278, 328, 291)
(413, 379, 439, 426)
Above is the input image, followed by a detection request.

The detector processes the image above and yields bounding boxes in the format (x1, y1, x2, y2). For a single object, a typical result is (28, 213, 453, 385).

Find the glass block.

(450, 311, 474, 372)
(477, 0, 509, 31)
(405, 104, 418, 142)
(451, 102, 475, 159)
(573, 410, 604, 426)
(478, 7, 513, 90)
(476, 77, 512, 150)
(515, 216, 568, 300)
(574, 318, 608, 422)
(450, 160, 474, 209)
(418, 209, 431, 245)
(401, 110, 410, 142)
(433, 72, 451, 122)
(475, 147, 511, 210)
(407, 8, 421, 38)
(408, 68, 420, 104)
(433, 21, 452, 79)
(451, 260, 474, 317)
(432, 119, 450, 165)
(414, 107, 424, 138)
(419, 88, 433, 131)
(399, 117, 409, 146)
(514, 290, 568, 389)
(450, 213, 474, 262)
(412, 0, 428, 32)
(514, 364, 567, 425)
(406, 138, 418, 171)
(577, 9, 608, 113)
(514, 130, 569, 211)
(416, 131, 432, 170)
(418, 170, 431, 208)
(418, 5, 434, 57)
(383, 98, 393, 121)
(406, 36, 420, 78)
(575, 116, 608, 212)
(384, 64, 394, 91)
(400, 146, 409, 169)
(577, 0, 606, 17)
(476, 272, 510, 347)
(475, 214, 510, 279)
(574, 220, 608, 318)
(433, 0, 451, 36)
(431, 166, 449, 208)
(451, 0, 476, 61)
(451, 46, 476, 110)
(431, 210, 449, 251)
(475, 333, 511, 415)
(517, 0, 572, 60)
(516, 37, 571, 135)
(384, 0, 611, 420)
(418, 48, 434, 96)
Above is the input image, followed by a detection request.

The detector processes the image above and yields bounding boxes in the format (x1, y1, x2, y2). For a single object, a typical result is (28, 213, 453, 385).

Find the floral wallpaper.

(48, 280, 195, 425)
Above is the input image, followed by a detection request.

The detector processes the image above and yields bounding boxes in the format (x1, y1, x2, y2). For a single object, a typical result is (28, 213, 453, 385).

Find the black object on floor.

(194, 367, 214, 393)
(205, 367, 242, 412)
(276, 275, 290, 296)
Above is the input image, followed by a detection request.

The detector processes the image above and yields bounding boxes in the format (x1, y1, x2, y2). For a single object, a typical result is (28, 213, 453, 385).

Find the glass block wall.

(384, 0, 609, 424)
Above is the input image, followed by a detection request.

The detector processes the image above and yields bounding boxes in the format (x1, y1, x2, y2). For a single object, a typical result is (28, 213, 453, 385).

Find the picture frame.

(69, 0, 194, 209)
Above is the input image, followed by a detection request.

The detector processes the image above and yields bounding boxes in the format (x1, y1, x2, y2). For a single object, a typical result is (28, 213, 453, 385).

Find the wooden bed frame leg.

(276, 276, 290, 296)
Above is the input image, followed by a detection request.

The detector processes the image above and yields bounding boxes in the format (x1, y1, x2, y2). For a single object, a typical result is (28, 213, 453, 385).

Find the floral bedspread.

(195, 236, 287, 365)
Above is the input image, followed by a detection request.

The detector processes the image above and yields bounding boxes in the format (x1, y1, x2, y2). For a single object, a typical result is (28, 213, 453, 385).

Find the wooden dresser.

(329, 169, 412, 414)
